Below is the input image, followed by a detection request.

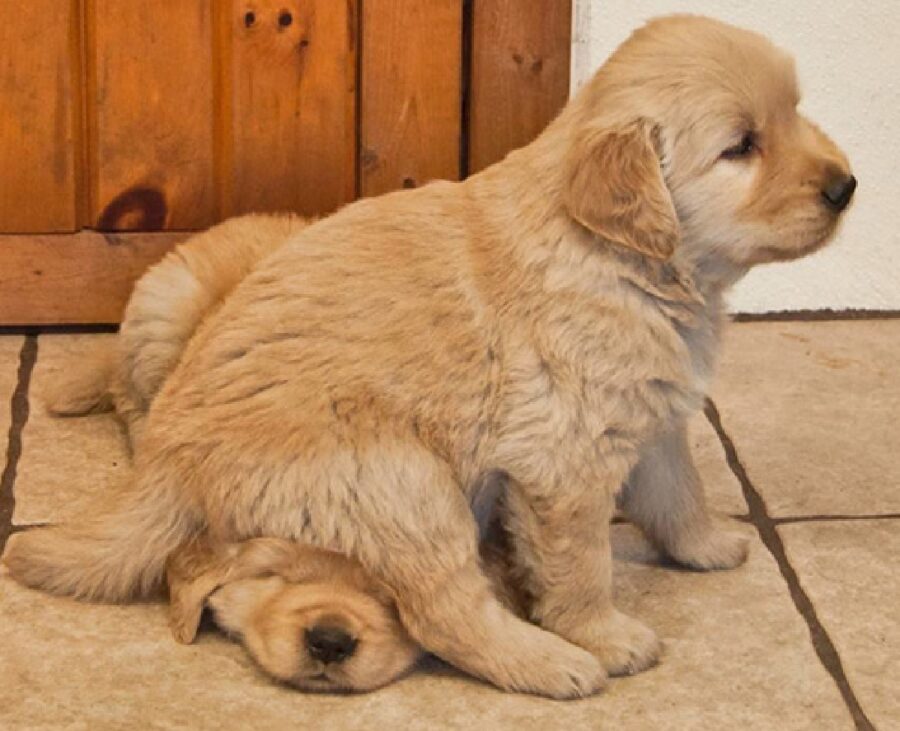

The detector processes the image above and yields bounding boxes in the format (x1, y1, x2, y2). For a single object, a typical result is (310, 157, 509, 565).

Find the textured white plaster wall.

(572, 1, 900, 312)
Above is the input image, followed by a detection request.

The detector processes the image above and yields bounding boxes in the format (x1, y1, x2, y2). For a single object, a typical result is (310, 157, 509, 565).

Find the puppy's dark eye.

(721, 132, 757, 160)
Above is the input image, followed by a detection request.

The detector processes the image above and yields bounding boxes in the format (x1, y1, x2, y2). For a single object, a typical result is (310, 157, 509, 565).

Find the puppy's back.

(121, 214, 310, 409)
(47, 214, 310, 426)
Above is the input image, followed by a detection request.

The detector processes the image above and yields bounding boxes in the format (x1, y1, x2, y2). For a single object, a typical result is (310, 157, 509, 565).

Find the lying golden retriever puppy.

(45, 213, 519, 693)
(5, 15, 855, 698)
(50, 210, 533, 692)
(166, 535, 422, 692)
(166, 519, 525, 693)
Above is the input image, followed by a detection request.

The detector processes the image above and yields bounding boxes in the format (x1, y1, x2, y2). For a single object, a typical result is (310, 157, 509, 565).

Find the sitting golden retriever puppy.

(6, 15, 856, 699)
(166, 535, 422, 692)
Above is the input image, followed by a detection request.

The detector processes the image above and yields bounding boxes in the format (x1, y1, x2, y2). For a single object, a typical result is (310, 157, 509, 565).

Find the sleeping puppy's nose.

(305, 625, 358, 664)
(822, 174, 857, 213)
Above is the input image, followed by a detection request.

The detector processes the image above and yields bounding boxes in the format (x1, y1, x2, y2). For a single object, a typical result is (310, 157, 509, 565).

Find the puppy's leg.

(620, 419, 749, 570)
(503, 466, 661, 677)
(348, 450, 605, 698)
(387, 549, 605, 698)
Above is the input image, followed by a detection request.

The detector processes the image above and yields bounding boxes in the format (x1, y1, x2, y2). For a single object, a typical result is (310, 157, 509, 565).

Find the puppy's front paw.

(486, 626, 607, 698)
(670, 525, 750, 571)
(529, 640, 608, 698)
(580, 610, 661, 677)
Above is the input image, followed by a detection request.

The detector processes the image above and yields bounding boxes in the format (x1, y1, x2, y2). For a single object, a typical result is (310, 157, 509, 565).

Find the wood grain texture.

(85, 0, 215, 231)
(0, 232, 187, 325)
(360, 0, 462, 196)
(218, 0, 357, 218)
(0, 0, 81, 232)
(469, 0, 571, 173)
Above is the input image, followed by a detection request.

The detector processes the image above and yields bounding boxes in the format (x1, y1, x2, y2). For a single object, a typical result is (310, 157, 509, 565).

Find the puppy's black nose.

(305, 626, 358, 665)
(822, 174, 857, 213)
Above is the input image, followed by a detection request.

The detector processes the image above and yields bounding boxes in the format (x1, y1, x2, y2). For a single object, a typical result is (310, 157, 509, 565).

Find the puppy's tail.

(44, 346, 118, 416)
(2, 473, 199, 602)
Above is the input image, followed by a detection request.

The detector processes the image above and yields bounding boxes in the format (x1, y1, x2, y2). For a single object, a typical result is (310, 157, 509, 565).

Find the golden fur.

(4, 15, 854, 699)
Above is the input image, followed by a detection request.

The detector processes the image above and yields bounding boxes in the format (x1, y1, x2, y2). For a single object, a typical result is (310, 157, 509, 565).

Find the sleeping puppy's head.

(167, 536, 421, 692)
(565, 15, 854, 284)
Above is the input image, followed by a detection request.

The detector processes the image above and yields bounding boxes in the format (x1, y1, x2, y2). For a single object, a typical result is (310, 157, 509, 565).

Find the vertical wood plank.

(0, 0, 81, 232)
(469, 0, 571, 173)
(86, 0, 215, 230)
(360, 0, 462, 196)
(220, 0, 357, 218)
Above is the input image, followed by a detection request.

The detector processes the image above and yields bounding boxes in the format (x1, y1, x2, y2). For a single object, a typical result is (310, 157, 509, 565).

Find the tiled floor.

(1, 321, 897, 730)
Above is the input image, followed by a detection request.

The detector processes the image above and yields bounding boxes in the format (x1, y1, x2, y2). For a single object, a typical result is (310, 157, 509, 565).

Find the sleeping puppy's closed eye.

(166, 537, 422, 692)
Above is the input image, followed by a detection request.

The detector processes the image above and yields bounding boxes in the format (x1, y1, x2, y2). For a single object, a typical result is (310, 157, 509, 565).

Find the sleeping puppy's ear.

(565, 119, 680, 260)
(166, 536, 298, 644)
(166, 537, 230, 644)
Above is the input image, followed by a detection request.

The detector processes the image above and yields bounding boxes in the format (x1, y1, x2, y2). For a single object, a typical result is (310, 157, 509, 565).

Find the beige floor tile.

(0, 524, 850, 730)
(14, 334, 128, 525)
(0, 337, 24, 447)
(780, 519, 900, 729)
(1, 332, 851, 728)
(713, 321, 900, 516)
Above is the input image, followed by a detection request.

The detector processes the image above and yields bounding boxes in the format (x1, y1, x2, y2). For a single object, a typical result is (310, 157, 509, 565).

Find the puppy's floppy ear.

(565, 119, 679, 260)
(166, 536, 297, 644)
(166, 537, 230, 644)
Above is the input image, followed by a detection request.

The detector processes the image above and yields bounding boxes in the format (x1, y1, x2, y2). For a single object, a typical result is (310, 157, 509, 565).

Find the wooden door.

(0, 0, 571, 325)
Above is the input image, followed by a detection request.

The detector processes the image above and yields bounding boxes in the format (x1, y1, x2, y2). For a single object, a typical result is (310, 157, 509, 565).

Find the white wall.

(572, 1, 900, 313)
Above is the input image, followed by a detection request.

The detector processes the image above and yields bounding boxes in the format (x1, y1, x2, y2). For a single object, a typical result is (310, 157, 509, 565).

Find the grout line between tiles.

(774, 513, 900, 526)
(704, 398, 876, 731)
(0, 336, 38, 555)
(731, 309, 900, 322)
(9, 523, 48, 534)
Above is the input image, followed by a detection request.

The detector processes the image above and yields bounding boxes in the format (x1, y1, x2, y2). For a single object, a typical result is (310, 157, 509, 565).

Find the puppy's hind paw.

(671, 525, 750, 571)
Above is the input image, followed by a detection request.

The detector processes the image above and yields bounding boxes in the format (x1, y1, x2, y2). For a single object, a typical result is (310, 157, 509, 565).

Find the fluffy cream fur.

(4, 15, 854, 698)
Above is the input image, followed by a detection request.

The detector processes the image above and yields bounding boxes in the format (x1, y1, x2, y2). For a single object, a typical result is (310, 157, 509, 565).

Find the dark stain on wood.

(278, 10, 293, 28)
(360, 147, 379, 171)
(97, 186, 167, 231)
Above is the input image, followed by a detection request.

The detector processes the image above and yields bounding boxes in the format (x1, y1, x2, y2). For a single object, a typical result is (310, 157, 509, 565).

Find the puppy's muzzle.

(822, 174, 857, 213)
(305, 625, 358, 664)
